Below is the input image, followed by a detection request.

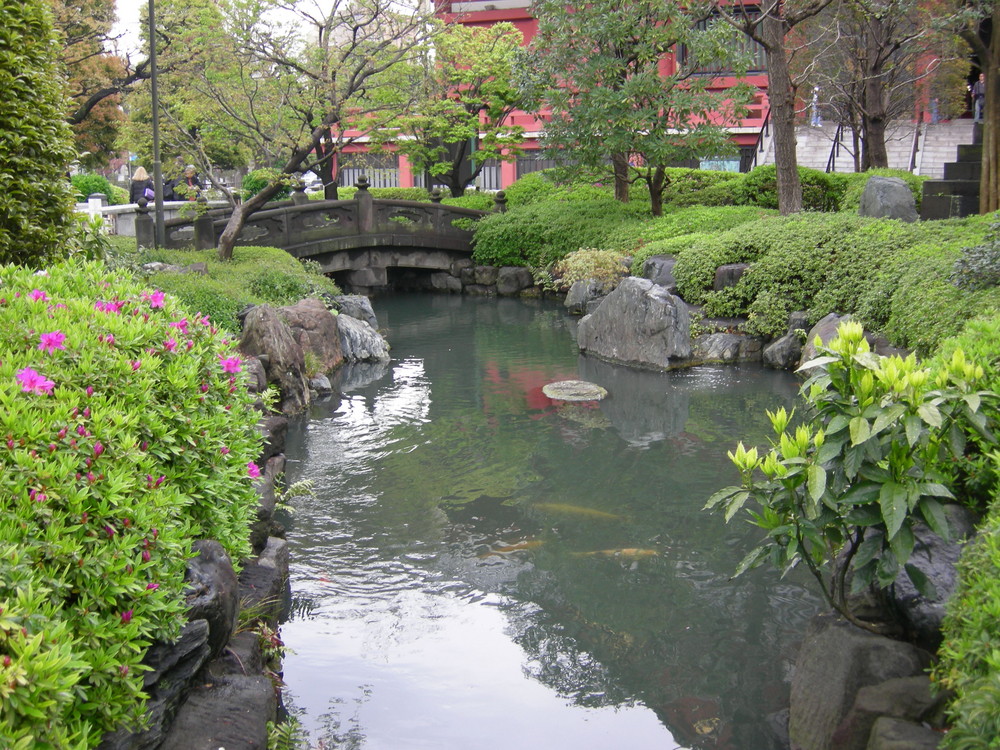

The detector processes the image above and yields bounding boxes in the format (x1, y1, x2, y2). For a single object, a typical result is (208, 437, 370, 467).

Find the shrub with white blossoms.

(0, 260, 262, 748)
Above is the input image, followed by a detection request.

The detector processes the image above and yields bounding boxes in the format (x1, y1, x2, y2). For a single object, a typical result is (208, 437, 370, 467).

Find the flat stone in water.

(542, 380, 608, 401)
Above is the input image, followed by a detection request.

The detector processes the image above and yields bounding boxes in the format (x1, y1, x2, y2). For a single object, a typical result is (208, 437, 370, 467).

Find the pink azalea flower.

(143, 290, 165, 308)
(146, 582, 159, 591)
(131, 360, 141, 371)
(220, 446, 230, 455)
(247, 462, 262, 479)
(29, 289, 48, 302)
(141, 549, 151, 563)
(219, 355, 242, 373)
(86, 386, 94, 397)
(94, 442, 105, 457)
(16, 368, 55, 395)
(120, 610, 133, 625)
(169, 318, 189, 333)
(37, 330, 66, 354)
(164, 338, 177, 352)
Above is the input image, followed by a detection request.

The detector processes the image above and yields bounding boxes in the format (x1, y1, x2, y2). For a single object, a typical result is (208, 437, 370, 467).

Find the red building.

(338, 1, 772, 191)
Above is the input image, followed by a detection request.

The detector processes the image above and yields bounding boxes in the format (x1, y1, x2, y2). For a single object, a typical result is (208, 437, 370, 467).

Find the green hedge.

(734, 164, 846, 212)
(71, 174, 118, 205)
(0, 0, 77, 267)
(840, 168, 927, 212)
(472, 197, 646, 267)
(671, 212, 1000, 348)
(0, 259, 262, 747)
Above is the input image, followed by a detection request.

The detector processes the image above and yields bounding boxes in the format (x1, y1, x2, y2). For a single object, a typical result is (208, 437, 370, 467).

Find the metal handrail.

(825, 122, 845, 173)
(749, 108, 771, 170)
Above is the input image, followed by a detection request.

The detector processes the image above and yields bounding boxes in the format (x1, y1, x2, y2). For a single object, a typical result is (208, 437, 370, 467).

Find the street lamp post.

(148, 0, 165, 247)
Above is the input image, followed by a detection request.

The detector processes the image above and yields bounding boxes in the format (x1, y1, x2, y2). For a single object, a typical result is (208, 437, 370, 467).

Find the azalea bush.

(706, 322, 996, 631)
(0, 260, 262, 747)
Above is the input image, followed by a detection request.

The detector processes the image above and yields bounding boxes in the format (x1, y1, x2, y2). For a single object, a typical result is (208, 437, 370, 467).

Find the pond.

(278, 293, 822, 749)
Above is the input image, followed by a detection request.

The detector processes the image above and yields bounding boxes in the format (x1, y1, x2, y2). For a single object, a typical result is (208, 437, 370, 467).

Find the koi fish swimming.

(572, 548, 659, 559)
(478, 540, 545, 558)
(531, 502, 623, 521)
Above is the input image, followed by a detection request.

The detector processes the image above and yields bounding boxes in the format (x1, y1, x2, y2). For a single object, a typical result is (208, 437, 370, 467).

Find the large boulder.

(713, 262, 750, 290)
(891, 504, 978, 650)
(830, 676, 945, 750)
(865, 717, 942, 750)
(858, 177, 918, 223)
(642, 255, 677, 292)
(333, 294, 379, 329)
(691, 332, 763, 363)
(789, 613, 931, 750)
(577, 277, 691, 370)
(764, 332, 804, 369)
(564, 279, 610, 315)
(185, 540, 240, 659)
(496, 266, 535, 296)
(238, 305, 310, 414)
(337, 314, 391, 362)
(278, 298, 344, 373)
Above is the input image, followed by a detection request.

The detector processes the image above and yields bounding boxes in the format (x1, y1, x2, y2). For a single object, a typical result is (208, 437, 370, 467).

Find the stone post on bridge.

(193, 193, 216, 250)
(135, 198, 155, 248)
(355, 175, 374, 233)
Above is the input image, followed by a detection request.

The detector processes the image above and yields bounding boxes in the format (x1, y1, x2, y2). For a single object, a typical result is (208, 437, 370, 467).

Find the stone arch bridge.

(141, 179, 504, 288)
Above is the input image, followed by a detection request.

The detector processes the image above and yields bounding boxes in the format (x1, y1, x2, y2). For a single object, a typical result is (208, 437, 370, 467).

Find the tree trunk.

(980, 5, 1000, 214)
(647, 166, 667, 217)
(612, 152, 631, 203)
(315, 134, 338, 199)
(861, 25, 890, 170)
(761, 15, 803, 214)
(217, 182, 285, 260)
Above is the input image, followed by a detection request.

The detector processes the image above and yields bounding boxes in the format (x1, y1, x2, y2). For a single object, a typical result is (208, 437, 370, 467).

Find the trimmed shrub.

(472, 197, 643, 267)
(142, 246, 341, 334)
(734, 164, 845, 212)
(631, 232, 712, 274)
(370, 187, 438, 202)
(601, 205, 777, 255)
(551, 248, 630, 290)
(443, 192, 495, 211)
(0, 259, 262, 746)
(661, 167, 742, 207)
(71, 174, 116, 204)
(0, 0, 77, 267)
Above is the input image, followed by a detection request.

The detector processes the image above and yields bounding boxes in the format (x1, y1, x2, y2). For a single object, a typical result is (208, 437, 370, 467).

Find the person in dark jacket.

(174, 165, 204, 201)
(129, 166, 154, 203)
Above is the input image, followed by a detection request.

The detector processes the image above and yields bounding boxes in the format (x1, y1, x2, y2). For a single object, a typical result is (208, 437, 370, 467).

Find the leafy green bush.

(840, 169, 927, 212)
(0, 259, 262, 746)
(241, 168, 292, 202)
(370, 187, 437, 201)
(631, 233, 712, 274)
(443, 192, 495, 211)
(708, 322, 995, 628)
(0, 0, 77, 267)
(142, 246, 341, 333)
(661, 168, 742, 207)
(602, 205, 777, 255)
(71, 174, 116, 204)
(950, 221, 1000, 291)
(551, 248, 630, 291)
(734, 164, 845, 212)
(472, 198, 643, 267)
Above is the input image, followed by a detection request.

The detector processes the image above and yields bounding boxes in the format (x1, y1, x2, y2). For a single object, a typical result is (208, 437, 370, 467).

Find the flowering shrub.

(0, 260, 262, 747)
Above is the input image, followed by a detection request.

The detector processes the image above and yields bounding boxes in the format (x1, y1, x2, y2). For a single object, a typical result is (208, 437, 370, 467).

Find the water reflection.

(280, 293, 821, 749)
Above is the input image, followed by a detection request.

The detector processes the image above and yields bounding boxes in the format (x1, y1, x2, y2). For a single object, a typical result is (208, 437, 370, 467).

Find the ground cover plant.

(0, 259, 263, 747)
(108, 241, 341, 334)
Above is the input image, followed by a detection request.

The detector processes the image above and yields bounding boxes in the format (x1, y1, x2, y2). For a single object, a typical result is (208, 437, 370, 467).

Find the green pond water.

(278, 293, 822, 749)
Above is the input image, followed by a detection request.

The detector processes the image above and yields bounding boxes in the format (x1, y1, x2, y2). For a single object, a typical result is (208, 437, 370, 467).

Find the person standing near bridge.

(972, 73, 986, 123)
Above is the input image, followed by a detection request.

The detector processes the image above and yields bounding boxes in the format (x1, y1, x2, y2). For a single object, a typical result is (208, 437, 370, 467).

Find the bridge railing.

(137, 176, 506, 252)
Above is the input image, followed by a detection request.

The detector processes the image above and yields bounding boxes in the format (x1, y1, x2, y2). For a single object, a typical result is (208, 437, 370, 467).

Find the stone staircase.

(920, 124, 983, 220)
(755, 119, 976, 180)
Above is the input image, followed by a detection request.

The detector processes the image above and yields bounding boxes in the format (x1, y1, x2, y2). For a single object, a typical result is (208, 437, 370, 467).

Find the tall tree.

(527, 0, 753, 216)
(956, 0, 1000, 213)
(143, 0, 434, 259)
(368, 21, 526, 197)
(712, 0, 835, 214)
(795, 0, 966, 171)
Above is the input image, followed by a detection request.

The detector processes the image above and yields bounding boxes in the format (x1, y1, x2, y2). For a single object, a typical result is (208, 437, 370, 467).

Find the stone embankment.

(101, 287, 391, 749)
(565, 255, 965, 750)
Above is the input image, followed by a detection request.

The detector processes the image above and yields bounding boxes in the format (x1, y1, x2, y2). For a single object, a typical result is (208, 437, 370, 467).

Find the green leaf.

(871, 403, 906, 437)
(704, 485, 744, 511)
(852, 532, 884, 568)
(797, 355, 839, 372)
(879, 481, 908, 539)
(876, 552, 900, 588)
(817, 438, 846, 464)
(849, 416, 871, 446)
(904, 563, 939, 600)
(903, 414, 923, 447)
(850, 560, 877, 594)
(917, 403, 942, 428)
(734, 545, 769, 577)
(948, 422, 966, 457)
(917, 498, 951, 541)
(807, 463, 826, 503)
(724, 491, 751, 522)
(888, 523, 915, 566)
(962, 392, 981, 412)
